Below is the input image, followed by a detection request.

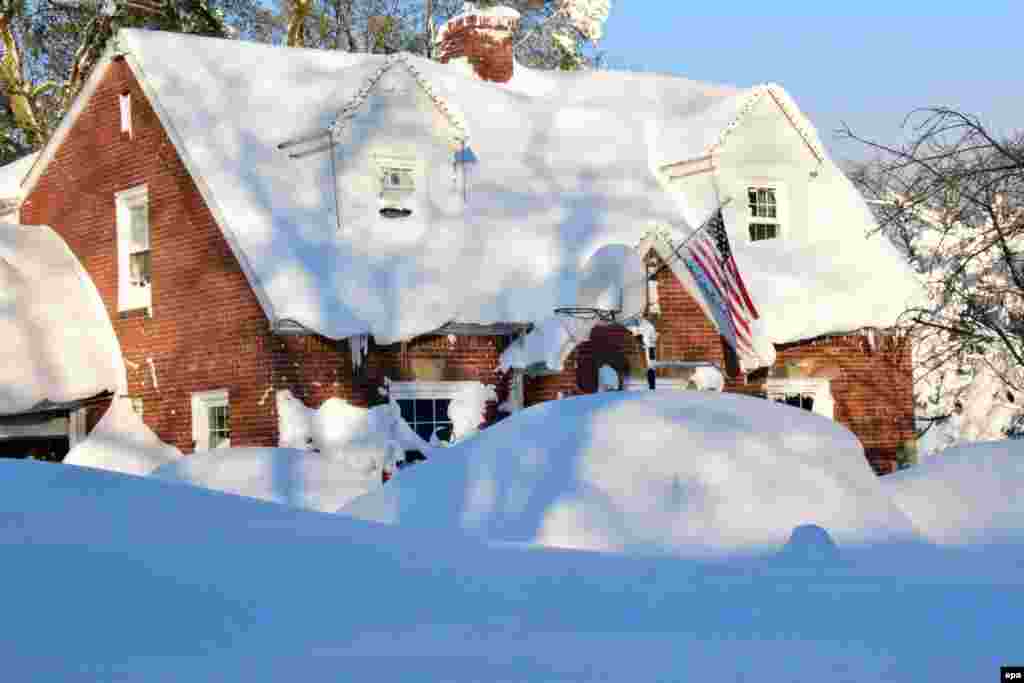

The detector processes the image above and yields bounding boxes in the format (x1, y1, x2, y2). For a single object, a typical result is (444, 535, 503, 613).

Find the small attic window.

(376, 157, 416, 219)
(119, 92, 133, 139)
(748, 186, 780, 241)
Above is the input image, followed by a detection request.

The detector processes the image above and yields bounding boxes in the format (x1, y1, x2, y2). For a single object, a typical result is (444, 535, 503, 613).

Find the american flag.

(682, 209, 761, 362)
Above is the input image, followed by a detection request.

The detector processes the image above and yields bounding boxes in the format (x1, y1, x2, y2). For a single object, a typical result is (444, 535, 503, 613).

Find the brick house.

(6, 6, 920, 473)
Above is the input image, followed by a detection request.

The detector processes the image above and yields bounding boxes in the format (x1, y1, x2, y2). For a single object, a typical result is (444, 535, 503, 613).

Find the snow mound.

(342, 392, 918, 557)
(276, 389, 431, 460)
(64, 399, 181, 476)
(881, 440, 1024, 545)
(153, 446, 382, 512)
(0, 223, 123, 414)
(779, 524, 841, 564)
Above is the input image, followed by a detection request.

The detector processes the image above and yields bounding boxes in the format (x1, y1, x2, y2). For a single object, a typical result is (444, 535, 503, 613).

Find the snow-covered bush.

(448, 383, 498, 442)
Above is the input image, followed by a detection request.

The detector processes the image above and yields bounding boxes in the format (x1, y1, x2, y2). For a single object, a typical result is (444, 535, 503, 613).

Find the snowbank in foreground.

(153, 447, 382, 512)
(1, 458, 1020, 682)
(343, 392, 918, 556)
(64, 399, 181, 476)
(881, 440, 1024, 545)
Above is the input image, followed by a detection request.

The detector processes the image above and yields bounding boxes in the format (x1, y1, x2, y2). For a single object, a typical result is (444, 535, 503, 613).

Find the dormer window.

(376, 156, 416, 219)
(748, 186, 780, 241)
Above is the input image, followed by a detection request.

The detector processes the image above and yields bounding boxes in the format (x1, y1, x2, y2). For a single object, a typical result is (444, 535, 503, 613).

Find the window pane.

(398, 399, 415, 423)
(130, 250, 151, 286)
(415, 423, 434, 441)
(209, 405, 228, 431)
(435, 399, 451, 422)
(415, 399, 434, 423)
(435, 424, 453, 443)
(130, 205, 149, 249)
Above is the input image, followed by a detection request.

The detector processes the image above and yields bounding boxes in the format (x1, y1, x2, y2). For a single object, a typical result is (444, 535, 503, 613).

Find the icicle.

(350, 334, 369, 372)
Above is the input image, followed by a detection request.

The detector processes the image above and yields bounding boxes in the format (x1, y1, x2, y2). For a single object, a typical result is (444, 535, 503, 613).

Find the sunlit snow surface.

(117, 29, 919, 345)
(882, 439, 1024, 545)
(153, 446, 382, 512)
(65, 398, 181, 476)
(4, 455, 1021, 682)
(343, 392, 919, 556)
(0, 224, 122, 414)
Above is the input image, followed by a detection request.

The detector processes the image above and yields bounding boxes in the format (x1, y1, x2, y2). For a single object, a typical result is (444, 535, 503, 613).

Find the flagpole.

(647, 196, 733, 285)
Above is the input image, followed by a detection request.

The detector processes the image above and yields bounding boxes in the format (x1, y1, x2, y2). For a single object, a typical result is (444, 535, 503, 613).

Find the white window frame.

(373, 154, 418, 213)
(389, 380, 482, 443)
(765, 377, 835, 420)
(119, 92, 133, 139)
(68, 407, 89, 448)
(645, 256, 661, 316)
(624, 377, 691, 392)
(191, 389, 230, 451)
(115, 184, 152, 313)
(745, 183, 785, 243)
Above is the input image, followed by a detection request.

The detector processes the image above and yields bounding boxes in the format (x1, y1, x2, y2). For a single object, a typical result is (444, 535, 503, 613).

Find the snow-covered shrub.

(448, 383, 498, 442)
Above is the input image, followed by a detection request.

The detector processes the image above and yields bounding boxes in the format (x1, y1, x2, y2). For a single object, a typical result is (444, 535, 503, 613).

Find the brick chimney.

(436, 3, 520, 84)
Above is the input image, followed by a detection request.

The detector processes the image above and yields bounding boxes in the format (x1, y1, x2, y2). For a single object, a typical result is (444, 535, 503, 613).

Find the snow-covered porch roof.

(0, 224, 124, 416)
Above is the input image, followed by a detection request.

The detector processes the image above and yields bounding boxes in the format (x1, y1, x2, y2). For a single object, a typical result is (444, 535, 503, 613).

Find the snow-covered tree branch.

(842, 108, 1024, 453)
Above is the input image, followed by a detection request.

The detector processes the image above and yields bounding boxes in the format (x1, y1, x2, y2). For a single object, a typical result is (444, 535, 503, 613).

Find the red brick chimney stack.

(436, 3, 521, 84)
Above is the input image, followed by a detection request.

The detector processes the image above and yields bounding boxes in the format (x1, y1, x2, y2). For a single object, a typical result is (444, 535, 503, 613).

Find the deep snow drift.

(882, 439, 1024, 545)
(153, 391, 435, 511)
(343, 391, 919, 556)
(1, 457, 1020, 682)
(153, 446, 383, 512)
(64, 398, 181, 475)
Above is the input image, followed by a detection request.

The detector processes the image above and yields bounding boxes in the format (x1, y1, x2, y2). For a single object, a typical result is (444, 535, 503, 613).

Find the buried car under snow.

(341, 390, 920, 558)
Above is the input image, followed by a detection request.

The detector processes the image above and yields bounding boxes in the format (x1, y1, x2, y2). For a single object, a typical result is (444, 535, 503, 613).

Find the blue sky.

(598, 1, 1023, 162)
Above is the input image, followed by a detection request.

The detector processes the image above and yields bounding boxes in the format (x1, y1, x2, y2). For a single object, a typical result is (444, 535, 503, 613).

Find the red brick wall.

(272, 333, 512, 428)
(437, 12, 518, 83)
(526, 250, 915, 475)
(22, 58, 278, 453)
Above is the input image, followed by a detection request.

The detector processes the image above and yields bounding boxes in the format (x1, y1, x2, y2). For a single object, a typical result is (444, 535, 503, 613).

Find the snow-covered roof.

(0, 223, 124, 415)
(0, 152, 38, 220)
(32, 29, 918, 346)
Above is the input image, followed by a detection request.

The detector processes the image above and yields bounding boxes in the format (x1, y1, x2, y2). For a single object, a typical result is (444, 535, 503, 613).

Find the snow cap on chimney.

(436, 3, 521, 84)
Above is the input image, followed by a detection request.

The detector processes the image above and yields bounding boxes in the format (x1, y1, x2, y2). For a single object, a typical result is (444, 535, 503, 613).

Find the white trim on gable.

(658, 84, 825, 173)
